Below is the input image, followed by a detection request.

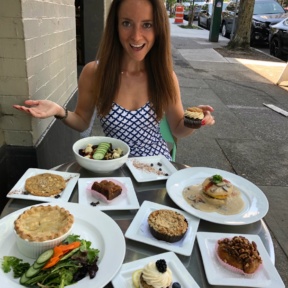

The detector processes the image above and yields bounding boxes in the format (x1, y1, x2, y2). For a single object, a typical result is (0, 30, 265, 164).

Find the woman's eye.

(122, 21, 131, 27)
(143, 22, 153, 29)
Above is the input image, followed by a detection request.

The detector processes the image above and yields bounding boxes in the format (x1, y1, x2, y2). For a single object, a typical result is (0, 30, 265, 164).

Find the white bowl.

(72, 136, 130, 173)
(14, 226, 73, 259)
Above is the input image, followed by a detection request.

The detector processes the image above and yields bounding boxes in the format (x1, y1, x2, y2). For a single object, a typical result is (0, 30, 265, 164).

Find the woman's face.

(118, 0, 155, 63)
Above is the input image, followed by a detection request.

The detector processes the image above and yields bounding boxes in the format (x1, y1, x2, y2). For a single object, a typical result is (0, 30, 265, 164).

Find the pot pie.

(25, 173, 66, 197)
(14, 205, 74, 242)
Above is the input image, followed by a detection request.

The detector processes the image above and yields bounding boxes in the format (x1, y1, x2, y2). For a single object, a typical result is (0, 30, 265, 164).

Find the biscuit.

(25, 173, 66, 197)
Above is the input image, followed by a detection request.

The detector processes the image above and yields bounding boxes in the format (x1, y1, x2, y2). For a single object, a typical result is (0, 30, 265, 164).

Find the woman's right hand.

(13, 100, 63, 119)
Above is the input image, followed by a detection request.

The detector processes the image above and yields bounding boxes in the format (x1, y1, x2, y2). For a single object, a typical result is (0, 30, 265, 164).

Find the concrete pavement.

(169, 19, 288, 286)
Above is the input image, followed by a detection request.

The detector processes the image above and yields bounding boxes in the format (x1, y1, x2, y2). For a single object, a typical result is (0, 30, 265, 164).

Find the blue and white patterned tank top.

(99, 102, 172, 160)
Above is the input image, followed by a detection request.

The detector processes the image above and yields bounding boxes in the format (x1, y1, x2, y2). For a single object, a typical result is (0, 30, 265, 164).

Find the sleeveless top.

(99, 102, 172, 160)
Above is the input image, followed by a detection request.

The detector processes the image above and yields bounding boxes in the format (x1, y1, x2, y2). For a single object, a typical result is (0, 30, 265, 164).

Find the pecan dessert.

(217, 236, 262, 274)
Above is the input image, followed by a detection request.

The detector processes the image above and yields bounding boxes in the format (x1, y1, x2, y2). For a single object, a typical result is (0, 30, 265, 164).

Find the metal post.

(209, 0, 224, 42)
(230, 0, 239, 40)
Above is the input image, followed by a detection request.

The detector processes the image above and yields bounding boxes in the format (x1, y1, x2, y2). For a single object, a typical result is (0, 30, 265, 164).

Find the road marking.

(263, 103, 288, 117)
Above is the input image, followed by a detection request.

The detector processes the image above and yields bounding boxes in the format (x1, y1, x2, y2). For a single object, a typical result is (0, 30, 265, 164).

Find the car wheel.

(221, 22, 228, 37)
(270, 36, 283, 59)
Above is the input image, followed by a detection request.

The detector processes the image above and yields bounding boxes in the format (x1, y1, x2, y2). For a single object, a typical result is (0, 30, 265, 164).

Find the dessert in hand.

(139, 259, 172, 288)
(202, 174, 233, 205)
(148, 209, 188, 243)
(217, 236, 262, 274)
(184, 107, 204, 129)
(91, 180, 122, 200)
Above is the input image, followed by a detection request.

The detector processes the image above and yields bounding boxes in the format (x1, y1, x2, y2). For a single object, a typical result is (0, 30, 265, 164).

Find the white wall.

(0, 0, 77, 146)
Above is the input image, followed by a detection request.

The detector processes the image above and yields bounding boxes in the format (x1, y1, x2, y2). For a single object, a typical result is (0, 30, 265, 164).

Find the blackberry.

(172, 282, 181, 288)
(155, 259, 167, 273)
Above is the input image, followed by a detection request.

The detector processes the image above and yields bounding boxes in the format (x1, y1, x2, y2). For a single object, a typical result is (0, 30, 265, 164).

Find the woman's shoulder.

(82, 61, 97, 74)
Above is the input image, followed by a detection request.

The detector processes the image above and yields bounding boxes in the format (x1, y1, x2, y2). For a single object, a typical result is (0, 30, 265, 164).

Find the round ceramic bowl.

(72, 136, 130, 173)
(14, 226, 73, 259)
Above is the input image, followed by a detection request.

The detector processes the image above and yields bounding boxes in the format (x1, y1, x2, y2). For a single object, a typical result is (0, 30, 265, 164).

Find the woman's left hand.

(198, 105, 215, 126)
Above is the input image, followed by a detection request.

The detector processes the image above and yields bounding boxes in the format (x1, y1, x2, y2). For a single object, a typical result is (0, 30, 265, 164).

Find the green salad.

(1, 234, 99, 288)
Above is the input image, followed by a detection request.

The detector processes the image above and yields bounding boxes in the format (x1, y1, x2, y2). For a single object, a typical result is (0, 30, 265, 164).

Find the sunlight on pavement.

(234, 59, 288, 90)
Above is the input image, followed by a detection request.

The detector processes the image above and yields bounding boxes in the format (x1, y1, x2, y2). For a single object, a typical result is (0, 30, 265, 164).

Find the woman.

(13, 0, 215, 160)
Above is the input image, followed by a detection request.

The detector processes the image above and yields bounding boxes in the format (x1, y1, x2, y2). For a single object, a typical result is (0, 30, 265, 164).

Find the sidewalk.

(169, 19, 288, 286)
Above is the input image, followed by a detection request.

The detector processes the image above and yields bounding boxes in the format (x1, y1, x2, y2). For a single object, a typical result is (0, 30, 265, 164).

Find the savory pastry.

(201, 174, 233, 205)
(25, 173, 66, 197)
(139, 259, 172, 288)
(14, 205, 74, 242)
(148, 209, 188, 243)
(217, 236, 262, 274)
(91, 180, 122, 200)
(184, 107, 204, 129)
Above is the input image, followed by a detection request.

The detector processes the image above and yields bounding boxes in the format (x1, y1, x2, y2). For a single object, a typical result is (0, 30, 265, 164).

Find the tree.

(227, 0, 255, 50)
(166, 0, 177, 16)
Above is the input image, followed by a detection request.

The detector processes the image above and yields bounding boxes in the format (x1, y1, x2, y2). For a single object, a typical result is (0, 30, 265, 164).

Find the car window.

(253, 1, 285, 15)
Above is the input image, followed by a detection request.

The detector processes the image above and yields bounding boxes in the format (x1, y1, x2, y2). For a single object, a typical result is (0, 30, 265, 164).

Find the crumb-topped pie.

(14, 205, 74, 242)
(148, 209, 188, 243)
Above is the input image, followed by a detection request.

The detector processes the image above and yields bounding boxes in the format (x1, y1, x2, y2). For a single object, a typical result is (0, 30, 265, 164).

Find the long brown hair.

(94, 0, 176, 120)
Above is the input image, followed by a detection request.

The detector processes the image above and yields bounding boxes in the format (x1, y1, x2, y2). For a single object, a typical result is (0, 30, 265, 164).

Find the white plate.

(166, 167, 269, 225)
(126, 155, 178, 182)
(0, 202, 126, 288)
(111, 251, 200, 288)
(197, 232, 285, 287)
(125, 200, 200, 256)
(78, 177, 140, 210)
(6, 168, 80, 203)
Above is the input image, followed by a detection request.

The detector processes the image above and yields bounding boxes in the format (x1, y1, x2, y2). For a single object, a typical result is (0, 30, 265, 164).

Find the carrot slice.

(42, 241, 81, 269)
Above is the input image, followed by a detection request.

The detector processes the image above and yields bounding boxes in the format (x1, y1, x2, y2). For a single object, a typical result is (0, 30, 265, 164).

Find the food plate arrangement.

(166, 167, 269, 225)
(197, 232, 285, 287)
(126, 155, 178, 182)
(125, 200, 200, 256)
(111, 251, 200, 288)
(6, 168, 80, 203)
(78, 177, 140, 210)
(0, 202, 126, 288)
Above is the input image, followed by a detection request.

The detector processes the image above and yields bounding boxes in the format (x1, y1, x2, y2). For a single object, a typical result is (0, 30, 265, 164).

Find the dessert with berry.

(183, 107, 204, 129)
(137, 259, 172, 288)
(148, 209, 188, 243)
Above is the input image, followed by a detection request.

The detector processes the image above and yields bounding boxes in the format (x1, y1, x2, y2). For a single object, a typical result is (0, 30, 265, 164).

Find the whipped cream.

(184, 110, 204, 120)
(141, 262, 172, 288)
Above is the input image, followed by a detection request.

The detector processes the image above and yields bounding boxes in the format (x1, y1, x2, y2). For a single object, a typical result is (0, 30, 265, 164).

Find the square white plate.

(125, 200, 200, 256)
(78, 177, 140, 210)
(6, 168, 80, 203)
(126, 155, 178, 182)
(197, 232, 285, 287)
(111, 251, 200, 288)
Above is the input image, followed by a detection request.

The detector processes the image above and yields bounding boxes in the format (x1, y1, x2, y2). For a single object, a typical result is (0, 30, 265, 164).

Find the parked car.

(198, 2, 228, 30)
(221, 0, 288, 45)
(183, 1, 206, 21)
(269, 17, 288, 60)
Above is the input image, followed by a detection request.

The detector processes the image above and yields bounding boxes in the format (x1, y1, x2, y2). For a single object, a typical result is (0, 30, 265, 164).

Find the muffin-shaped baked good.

(202, 174, 233, 205)
(148, 209, 188, 243)
(25, 173, 66, 197)
(217, 236, 262, 274)
(139, 259, 172, 288)
(184, 107, 204, 129)
(14, 205, 74, 242)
